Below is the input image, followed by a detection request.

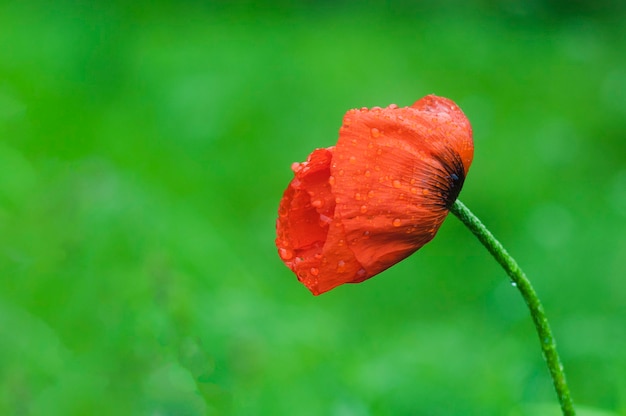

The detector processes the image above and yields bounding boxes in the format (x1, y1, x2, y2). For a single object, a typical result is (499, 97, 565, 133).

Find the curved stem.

(450, 199, 575, 416)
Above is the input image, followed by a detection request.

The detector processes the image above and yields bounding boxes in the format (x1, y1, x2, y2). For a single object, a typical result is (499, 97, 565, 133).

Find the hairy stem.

(450, 199, 575, 416)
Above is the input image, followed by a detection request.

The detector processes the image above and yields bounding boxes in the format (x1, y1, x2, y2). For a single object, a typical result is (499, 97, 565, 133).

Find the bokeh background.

(1, 0, 625, 415)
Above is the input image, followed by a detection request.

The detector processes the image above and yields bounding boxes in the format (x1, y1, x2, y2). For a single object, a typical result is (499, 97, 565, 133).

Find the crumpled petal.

(276, 95, 473, 295)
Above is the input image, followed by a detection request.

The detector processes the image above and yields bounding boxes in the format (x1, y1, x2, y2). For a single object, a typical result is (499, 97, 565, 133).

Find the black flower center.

(432, 149, 466, 209)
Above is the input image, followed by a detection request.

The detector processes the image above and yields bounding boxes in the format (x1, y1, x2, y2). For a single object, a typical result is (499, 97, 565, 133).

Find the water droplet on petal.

(360, 205, 367, 213)
(393, 218, 402, 227)
(320, 214, 333, 227)
(311, 199, 323, 208)
(279, 248, 294, 260)
(338, 169, 344, 176)
(356, 268, 367, 278)
(370, 128, 381, 138)
(349, 156, 356, 163)
(310, 267, 319, 276)
(422, 189, 430, 196)
(354, 192, 362, 200)
(371, 106, 382, 111)
(367, 190, 374, 198)
(291, 162, 302, 173)
(393, 180, 402, 188)
(328, 176, 336, 186)
(363, 231, 371, 238)
(364, 170, 371, 178)
(360, 106, 368, 111)
(410, 187, 418, 194)
(511, 281, 518, 287)
(337, 260, 346, 272)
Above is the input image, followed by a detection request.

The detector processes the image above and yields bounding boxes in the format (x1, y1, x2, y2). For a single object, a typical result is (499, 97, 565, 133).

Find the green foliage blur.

(1, 1, 625, 415)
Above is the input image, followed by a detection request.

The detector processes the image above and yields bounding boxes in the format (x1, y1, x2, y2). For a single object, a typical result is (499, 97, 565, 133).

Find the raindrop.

(310, 267, 319, 276)
(311, 200, 323, 208)
(511, 281, 517, 287)
(410, 187, 418, 194)
(338, 169, 344, 176)
(349, 156, 356, 163)
(354, 192, 362, 200)
(356, 268, 367, 278)
(337, 260, 346, 272)
(392, 180, 402, 188)
(371, 106, 382, 111)
(422, 189, 430, 196)
(364, 170, 371, 178)
(279, 248, 294, 260)
(370, 128, 381, 138)
(388, 104, 398, 109)
(328, 176, 336, 186)
(367, 190, 375, 198)
(392, 218, 402, 227)
(291, 162, 302, 173)
(360, 205, 367, 213)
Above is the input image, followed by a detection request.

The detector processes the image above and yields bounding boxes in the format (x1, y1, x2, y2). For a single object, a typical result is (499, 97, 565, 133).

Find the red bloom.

(276, 95, 474, 295)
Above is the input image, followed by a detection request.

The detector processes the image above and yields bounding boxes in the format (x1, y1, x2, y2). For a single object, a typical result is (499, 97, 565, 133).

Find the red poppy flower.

(276, 95, 473, 295)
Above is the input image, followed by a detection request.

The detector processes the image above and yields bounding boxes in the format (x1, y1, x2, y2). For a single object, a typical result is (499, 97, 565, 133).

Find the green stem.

(450, 199, 575, 416)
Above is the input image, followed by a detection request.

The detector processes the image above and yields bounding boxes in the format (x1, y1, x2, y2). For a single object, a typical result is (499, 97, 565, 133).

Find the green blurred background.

(1, 0, 625, 415)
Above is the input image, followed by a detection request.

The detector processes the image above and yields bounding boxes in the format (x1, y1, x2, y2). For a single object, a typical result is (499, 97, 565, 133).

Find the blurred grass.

(1, 1, 626, 415)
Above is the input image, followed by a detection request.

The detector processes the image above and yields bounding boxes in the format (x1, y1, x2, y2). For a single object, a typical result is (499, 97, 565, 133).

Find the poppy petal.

(276, 147, 362, 295)
(410, 95, 474, 174)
